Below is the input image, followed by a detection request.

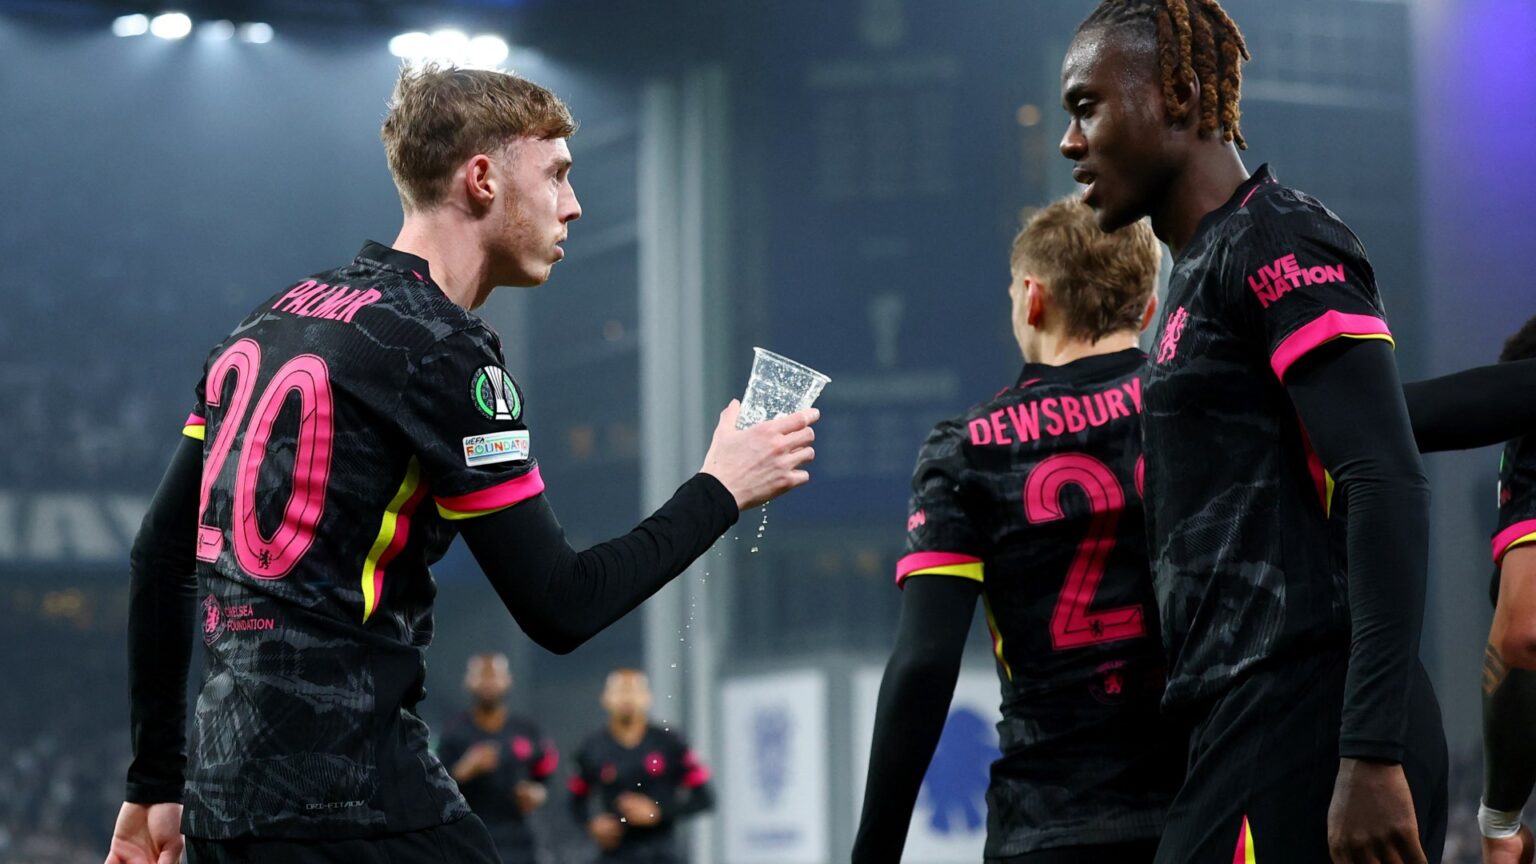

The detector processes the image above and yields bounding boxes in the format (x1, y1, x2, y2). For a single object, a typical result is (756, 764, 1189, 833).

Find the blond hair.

(1011, 197, 1161, 342)
(381, 64, 577, 210)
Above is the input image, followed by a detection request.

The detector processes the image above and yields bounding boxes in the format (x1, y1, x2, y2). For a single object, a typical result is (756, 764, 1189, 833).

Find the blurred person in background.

(106, 63, 817, 864)
(438, 653, 557, 864)
(1477, 314, 1536, 864)
(853, 197, 1176, 864)
(569, 669, 713, 864)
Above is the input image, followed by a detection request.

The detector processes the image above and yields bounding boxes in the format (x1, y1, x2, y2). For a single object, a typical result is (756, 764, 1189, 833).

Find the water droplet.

(750, 546, 759, 553)
(670, 663, 677, 668)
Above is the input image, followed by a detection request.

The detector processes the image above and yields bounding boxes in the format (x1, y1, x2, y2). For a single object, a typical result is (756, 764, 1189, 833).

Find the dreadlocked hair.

(1500, 314, 1536, 363)
(1079, 0, 1252, 149)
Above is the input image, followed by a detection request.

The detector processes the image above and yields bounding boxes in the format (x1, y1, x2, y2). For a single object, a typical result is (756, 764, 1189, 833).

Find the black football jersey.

(1491, 436, 1536, 603)
(899, 349, 1179, 857)
(1142, 166, 1396, 713)
(437, 711, 557, 848)
(568, 725, 710, 849)
(180, 242, 544, 839)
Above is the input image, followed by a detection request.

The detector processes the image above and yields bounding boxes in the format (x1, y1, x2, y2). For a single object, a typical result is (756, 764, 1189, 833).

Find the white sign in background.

(851, 666, 1002, 863)
(720, 670, 829, 864)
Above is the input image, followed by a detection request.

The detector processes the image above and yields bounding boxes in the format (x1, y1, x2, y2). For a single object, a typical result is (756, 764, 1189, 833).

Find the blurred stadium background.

(0, 0, 1531, 860)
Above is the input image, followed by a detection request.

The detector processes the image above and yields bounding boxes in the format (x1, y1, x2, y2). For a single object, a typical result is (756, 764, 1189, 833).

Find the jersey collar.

(355, 241, 438, 287)
(1178, 163, 1279, 263)
(1015, 347, 1146, 388)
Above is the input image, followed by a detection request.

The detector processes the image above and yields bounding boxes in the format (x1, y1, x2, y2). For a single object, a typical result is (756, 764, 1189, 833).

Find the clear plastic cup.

(735, 347, 831, 429)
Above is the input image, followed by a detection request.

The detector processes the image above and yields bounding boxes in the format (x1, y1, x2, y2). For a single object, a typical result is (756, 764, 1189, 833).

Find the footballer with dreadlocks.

(1059, 1, 1443, 861)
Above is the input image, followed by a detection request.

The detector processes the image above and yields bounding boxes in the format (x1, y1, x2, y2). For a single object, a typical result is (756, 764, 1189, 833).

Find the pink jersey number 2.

(1024, 453, 1145, 650)
(194, 338, 334, 580)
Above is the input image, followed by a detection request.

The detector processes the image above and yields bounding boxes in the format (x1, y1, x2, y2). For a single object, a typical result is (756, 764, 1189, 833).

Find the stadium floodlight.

(112, 14, 150, 37)
(389, 31, 433, 60)
(238, 22, 274, 44)
(467, 34, 509, 67)
(149, 12, 193, 40)
(430, 29, 470, 60)
(200, 19, 236, 41)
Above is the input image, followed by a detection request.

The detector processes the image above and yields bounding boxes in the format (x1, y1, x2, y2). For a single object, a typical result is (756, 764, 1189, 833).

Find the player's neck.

(393, 214, 494, 310)
(608, 715, 648, 747)
(471, 703, 507, 732)
(1027, 331, 1140, 367)
(1153, 144, 1249, 258)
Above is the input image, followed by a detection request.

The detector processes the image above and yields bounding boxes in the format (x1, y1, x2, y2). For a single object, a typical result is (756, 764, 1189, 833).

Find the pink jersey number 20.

(194, 338, 334, 580)
(1025, 453, 1145, 650)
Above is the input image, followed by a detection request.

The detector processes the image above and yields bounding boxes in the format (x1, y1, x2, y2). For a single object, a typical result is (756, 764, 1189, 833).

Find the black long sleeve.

(568, 778, 592, 827)
(125, 435, 203, 803)
(669, 779, 714, 821)
(1287, 339, 1431, 762)
(1483, 657, 1536, 811)
(458, 473, 738, 655)
(851, 576, 979, 863)
(1405, 358, 1536, 453)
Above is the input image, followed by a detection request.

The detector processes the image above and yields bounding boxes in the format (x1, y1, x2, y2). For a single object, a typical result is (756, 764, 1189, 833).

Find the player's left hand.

(1484, 824, 1536, 864)
(616, 791, 662, 827)
(104, 801, 184, 864)
(1327, 758, 1426, 864)
(514, 780, 547, 813)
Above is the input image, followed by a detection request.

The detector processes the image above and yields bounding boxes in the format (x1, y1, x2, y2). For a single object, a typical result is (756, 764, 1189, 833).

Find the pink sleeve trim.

(184, 413, 206, 427)
(533, 746, 559, 779)
(1493, 519, 1536, 563)
(895, 551, 983, 583)
(1270, 311, 1393, 381)
(435, 467, 545, 513)
(680, 750, 711, 788)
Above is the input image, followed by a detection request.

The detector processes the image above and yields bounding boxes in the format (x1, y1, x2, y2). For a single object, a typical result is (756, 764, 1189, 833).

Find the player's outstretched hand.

(700, 401, 819, 510)
(1484, 824, 1536, 864)
(616, 791, 662, 827)
(589, 813, 624, 851)
(514, 780, 547, 814)
(1327, 758, 1426, 864)
(104, 802, 184, 864)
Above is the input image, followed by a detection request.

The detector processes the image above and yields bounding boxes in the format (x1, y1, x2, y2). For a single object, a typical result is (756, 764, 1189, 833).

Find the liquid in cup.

(736, 348, 831, 429)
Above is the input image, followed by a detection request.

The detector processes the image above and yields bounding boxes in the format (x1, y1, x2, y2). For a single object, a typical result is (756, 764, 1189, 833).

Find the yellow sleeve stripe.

(982, 597, 1013, 682)
(361, 458, 427, 622)
(182, 424, 206, 441)
(436, 502, 513, 521)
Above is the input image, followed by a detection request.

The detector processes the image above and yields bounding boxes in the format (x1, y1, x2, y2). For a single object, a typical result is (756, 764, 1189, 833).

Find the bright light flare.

(112, 14, 150, 37)
(389, 31, 432, 60)
(200, 20, 235, 41)
(149, 12, 192, 40)
(467, 35, 509, 66)
(390, 29, 510, 66)
(238, 22, 274, 44)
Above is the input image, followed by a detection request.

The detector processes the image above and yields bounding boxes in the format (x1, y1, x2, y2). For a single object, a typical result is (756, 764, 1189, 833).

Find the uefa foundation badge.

(463, 431, 531, 467)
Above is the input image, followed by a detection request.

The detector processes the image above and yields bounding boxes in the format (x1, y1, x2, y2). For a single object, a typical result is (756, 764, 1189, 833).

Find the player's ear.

(1140, 294, 1159, 333)
(463, 154, 496, 209)
(1170, 73, 1200, 129)
(1026, 278, 1048, 329)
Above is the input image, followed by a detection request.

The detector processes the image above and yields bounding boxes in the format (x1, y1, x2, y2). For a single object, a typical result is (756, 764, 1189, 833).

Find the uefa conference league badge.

(470, 365, 521, 422)
(465, 366, 529, 467)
